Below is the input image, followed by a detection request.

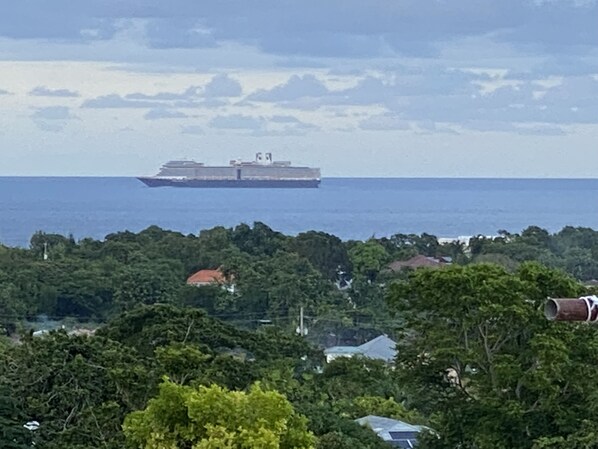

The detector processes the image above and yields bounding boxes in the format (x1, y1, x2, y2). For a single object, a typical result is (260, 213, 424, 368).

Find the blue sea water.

(0, 177, 597, 247)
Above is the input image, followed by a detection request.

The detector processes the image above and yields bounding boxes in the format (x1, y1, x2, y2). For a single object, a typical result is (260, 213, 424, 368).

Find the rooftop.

(356, 415, 426, 448)
(324, 335, 397, 363)
(186, 269, 227, 285)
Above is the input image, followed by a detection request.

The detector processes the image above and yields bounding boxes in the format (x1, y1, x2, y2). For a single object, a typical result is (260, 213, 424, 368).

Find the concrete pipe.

(544, 296, 598, 322)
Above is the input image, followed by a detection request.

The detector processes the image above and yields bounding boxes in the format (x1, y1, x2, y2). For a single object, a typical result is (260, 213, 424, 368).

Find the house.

(387, 255, 449, 272)
(186, 268, 235, 293)
(323, 335, 396, 363)
(356, 415, 426, 448)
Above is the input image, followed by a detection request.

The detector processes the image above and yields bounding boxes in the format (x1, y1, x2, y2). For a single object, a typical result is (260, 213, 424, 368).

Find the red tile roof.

(186, 269, 226, 286)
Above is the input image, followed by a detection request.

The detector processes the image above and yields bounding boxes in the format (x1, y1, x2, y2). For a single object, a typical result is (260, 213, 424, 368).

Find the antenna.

(296, 306, 308, 336)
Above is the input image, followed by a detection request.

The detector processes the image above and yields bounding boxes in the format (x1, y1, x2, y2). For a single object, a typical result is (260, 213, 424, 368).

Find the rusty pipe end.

(544, 298, 559, 320)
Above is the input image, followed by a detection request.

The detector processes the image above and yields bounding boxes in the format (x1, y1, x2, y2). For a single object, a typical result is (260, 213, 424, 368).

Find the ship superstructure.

(138, 153, 321, 188)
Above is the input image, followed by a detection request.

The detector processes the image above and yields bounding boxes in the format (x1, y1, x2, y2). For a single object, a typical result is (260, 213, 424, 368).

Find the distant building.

(356, 415, 427, 448)
(387, 255, 449, 272)
(324, 335, 396, 363)
(186, 269, 235, 293)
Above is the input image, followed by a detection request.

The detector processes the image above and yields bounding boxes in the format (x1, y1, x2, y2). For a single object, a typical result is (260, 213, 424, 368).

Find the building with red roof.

(186, 268, 235, 292)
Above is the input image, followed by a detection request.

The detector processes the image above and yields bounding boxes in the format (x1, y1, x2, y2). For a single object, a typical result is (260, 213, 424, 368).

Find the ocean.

(1, 177, 597, 247)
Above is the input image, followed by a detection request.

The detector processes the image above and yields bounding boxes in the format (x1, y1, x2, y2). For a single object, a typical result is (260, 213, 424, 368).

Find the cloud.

(81, 94, 163, 108)
(78, 70, 597, 133)
(82, 87, 230, 110)
(0, 88, 11, 95)
(1, 1, 596, 63)
(207, 113, 319, 135)
(515, 124, 567, 135)
(0, 3, 118, 42)
(247, 74, 329, 102)
(274, 121, 319, 135)
(144, 108, 188, 120)
(181, 125, 204, 135)
(31, 106, 77, 120)
(125, 86, 199, 101)
(144, 18, 218, 49)
(460, 120, 567, 135)
(270, 115, 303, 123)
(203, 74, 242, 97)
(191, 98, 228, 108)
(267, 116, 319, 135)
(210, 114, 265, 130)
(244, 71, 481, 110)
(359, 113, 411, 131)
(31, 106, 78, 131)
(29, 86, 80, 97)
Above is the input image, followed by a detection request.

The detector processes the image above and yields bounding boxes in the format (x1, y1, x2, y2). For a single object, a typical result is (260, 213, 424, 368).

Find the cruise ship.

(137, 153, 321, 188)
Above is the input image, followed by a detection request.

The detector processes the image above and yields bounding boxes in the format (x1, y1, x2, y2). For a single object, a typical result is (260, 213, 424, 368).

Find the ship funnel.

(544, 296, 598, 322)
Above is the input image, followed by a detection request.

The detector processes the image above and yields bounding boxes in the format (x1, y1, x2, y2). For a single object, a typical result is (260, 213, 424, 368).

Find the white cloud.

(532, 76, 564, 89)
(472, 78, 524, 96)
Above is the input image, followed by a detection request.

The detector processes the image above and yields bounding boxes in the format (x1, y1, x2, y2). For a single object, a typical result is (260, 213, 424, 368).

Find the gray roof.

(357, 335, 397, 362)
(356, 415, 425, 447)
(323, 346, 361, 355)
(324, 335, 397, 363)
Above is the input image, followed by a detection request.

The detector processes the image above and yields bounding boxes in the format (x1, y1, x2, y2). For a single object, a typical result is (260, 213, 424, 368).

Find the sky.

(1, 0, 597, 177)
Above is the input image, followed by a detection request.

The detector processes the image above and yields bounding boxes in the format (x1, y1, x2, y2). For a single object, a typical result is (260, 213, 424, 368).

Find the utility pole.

(299, 306, 304, 337)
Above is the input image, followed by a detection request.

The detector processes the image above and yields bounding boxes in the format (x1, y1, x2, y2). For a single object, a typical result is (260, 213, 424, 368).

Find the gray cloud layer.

(2, 1, 597, 59)
(29, 86, 80, 97)
(81, 75, 239, 111)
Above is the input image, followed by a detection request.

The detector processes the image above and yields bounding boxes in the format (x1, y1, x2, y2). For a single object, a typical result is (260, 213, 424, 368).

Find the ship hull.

(137, 177, 320, 188)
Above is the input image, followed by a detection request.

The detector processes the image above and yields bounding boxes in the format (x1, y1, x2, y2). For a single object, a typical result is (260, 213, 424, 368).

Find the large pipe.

(544, 296, 598, 322)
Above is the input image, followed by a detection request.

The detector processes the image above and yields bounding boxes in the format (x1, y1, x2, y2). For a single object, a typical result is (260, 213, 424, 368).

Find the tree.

(296, 403, 389, 449)
(0, 384, 30, 448)
(113, 259, 184, 311)
(387, 262, 598, 449)
(317, 356, 402, 402)
(0, 331, 155, 449)
(124, 380, 315, 449)
(98, 304, 316, 363)
(291, 231, 351, 280)
(231, 222, 289, 256)
(0, 273, 26, 334)
(348, 241, 389, 282)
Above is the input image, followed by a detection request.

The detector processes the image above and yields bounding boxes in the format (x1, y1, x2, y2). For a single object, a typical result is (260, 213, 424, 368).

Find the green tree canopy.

(387, 262, 598, 449)
(348, 240, 389, 282)
(0, 331, 154, 449)
(124, 380, 315, 449)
